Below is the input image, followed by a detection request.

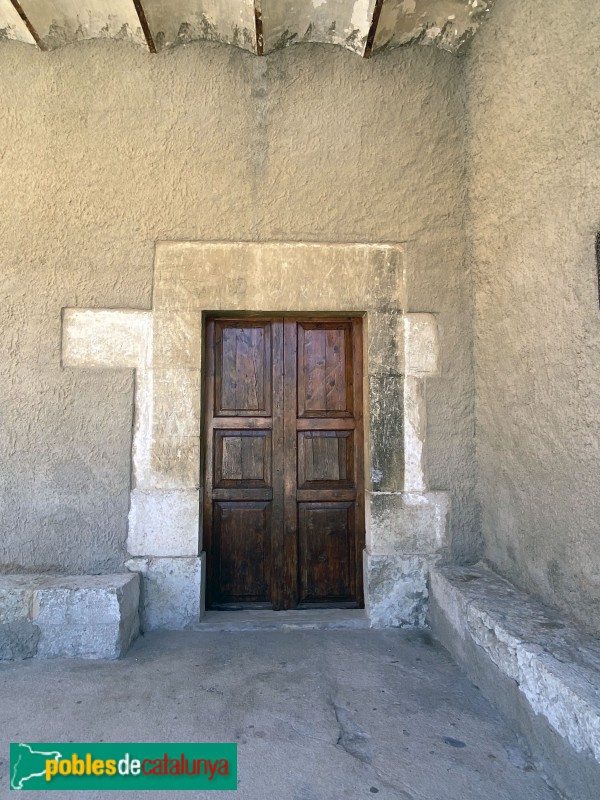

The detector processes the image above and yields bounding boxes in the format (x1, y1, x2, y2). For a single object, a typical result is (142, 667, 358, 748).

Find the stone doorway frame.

(62, 242, 448, 629)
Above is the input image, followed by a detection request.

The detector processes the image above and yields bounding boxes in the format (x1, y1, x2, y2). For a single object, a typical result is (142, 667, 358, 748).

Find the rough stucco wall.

(0, 39, 473, 574)
(468, 1, 600, 631)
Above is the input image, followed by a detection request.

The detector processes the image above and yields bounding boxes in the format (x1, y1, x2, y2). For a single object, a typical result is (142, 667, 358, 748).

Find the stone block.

(127, 489, 200, 557)
(62, 308, 150, 369)
(0, 574, 140, 660)
(0, 575, 36, 623)
(126, 555, 204, 630)
(404, 313, 439, 376)
(367, 491, 450, 554)
(34, 574, 140, 659)
(151, 368, 201, 437)
(0, 621, 41, 660)
(364, 552, 429, 628)
(367, 310, 404, 375)
(33, 575, 139, 626)
(152, 311, 202, 369)
(368, 374, 404, 491)
(153, 241, 405, 313)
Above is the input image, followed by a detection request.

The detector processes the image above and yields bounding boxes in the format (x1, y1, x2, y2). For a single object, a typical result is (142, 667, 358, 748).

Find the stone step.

(0, 573, 140, 660)
(193, 609, 370, 632)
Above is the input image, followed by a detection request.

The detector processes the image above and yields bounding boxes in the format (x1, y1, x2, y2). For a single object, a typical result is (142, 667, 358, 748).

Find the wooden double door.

(203, 316, 365, 610)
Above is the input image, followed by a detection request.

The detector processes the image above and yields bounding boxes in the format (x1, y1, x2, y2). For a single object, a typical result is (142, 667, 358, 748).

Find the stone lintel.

(153, 241, 405, 313)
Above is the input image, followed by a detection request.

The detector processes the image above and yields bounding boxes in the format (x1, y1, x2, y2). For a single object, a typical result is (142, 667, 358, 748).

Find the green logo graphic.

(10, 743, 237, 791)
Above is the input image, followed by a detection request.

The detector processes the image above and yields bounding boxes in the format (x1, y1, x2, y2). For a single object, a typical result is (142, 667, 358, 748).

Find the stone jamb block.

(152, 310, 202, 370)
(364, 552, 430, 628)
(141, 435, 201, 490)
(403, 375, 426, 493)
(367, 490, 450, 554)
(126, 555, 205, 630)
(127, 489, 200, 557)
(404, 313, 439, 376)
(151, 368, 201, 438)
(367, 309, 405, 376)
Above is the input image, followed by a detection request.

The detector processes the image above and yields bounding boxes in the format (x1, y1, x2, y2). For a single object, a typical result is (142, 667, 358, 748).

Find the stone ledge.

(0, 574, 140, 660)
(430, 563, 600, 800)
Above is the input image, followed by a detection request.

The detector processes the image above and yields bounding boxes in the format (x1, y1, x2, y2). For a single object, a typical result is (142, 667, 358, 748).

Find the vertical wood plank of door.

(270, 319, 287, 609)
(294, 318, 364, 607)
(203, 319, 217, 606)
(204, 318, 283, 607)
(352, 318, 365, 607)
(276, 319, 300, 610)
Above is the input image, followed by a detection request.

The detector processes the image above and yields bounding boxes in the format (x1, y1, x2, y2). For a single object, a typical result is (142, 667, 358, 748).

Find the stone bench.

(0, 573, 140, 660)
(429, 562, 600, 800)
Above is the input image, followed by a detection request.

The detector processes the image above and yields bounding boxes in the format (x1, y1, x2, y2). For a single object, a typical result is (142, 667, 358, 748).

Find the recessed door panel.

(298, 502, 355, 604)
(297, 323, 353, 417)
(214, 321, 271, 417)
(214, 430, 271, 488)
(213, 501, 271, 603)
(204, 316, 364, 610)
(297, 431, 354, 488)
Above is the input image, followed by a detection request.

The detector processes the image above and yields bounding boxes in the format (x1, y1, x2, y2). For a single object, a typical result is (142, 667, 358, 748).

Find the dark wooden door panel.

(204, 315, 364, 610)
(214, 430, 271, 487)
(214, 321, 271, 417)
(213, 501, 271, 603)
(297, 323, 353, 417)
(204, 318, 280, 608)
(298, 502, 356, 603)
(298, 431, 354, 488)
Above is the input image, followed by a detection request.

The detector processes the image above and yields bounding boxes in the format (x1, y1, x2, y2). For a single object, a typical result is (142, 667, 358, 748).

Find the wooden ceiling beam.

(9, 0, 45, 50)
(132, 0, 156, 53)
(364, 0, 385, 58)
(254, 0, 264, 56)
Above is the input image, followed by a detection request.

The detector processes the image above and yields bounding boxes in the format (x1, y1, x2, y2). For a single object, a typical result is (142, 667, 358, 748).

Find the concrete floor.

(0, 629, 560, 800)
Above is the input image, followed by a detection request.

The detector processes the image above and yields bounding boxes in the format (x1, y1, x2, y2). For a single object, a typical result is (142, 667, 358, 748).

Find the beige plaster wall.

(468, 0, 600, 631)
(0, 38, 474, 574)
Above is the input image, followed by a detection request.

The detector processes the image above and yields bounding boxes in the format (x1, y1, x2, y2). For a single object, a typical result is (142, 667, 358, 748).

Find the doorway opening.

(203, 315, 365, 611)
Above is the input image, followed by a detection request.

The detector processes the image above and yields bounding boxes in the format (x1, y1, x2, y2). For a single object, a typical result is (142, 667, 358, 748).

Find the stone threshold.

(429, 562, 600, 800)
(192, 609, 370, 632)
